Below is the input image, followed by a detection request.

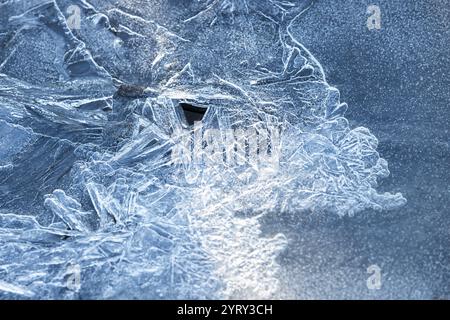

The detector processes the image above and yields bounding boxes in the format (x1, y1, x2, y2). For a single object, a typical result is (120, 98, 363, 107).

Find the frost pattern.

(0, 0, 405, 299)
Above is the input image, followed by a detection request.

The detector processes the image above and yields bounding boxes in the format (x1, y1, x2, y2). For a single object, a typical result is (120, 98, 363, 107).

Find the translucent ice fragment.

(44, 190, 92, 233)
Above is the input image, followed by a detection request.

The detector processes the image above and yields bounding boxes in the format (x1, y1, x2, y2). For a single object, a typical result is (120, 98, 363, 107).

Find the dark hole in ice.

(179, 103, 207, 126)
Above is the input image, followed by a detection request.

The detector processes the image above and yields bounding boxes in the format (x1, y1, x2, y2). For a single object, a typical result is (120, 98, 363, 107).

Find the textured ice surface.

(0, 0, 407, 299)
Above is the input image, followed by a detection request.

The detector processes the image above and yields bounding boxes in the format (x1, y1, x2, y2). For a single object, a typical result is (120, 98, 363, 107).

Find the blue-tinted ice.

(0, 0, 406, 299)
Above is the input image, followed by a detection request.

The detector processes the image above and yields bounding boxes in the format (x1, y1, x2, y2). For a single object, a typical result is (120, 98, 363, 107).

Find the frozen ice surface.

(0, 0, 415, 299)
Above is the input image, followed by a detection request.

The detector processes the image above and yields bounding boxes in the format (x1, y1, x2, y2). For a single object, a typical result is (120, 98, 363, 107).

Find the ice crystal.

(0, 0, 405, 299)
